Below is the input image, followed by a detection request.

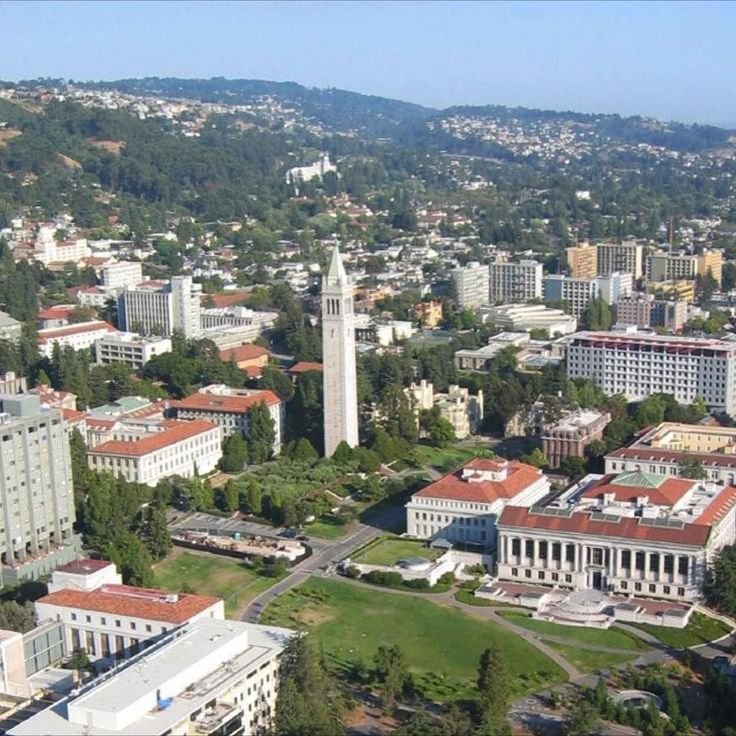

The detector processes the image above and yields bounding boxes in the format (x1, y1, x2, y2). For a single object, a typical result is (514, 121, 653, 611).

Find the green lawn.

(262, 577, 567, 702)
(545, 641, 638, 673)
(153, 550, 282, 617)
(353, 537, 443, 566)
(412, 444, 484, 473)
(628, 612, 732, 649)
(498, 612, 647, 651)
(304, 519, 349, 540)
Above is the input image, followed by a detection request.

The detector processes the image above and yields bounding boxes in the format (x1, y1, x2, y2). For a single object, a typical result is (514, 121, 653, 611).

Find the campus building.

(8, 617, 294, 736)
(38, 321, 118, 359)
(94, 332, 172, 369)
(566, 242, 598, 279)
(596, 241, 645, 279)
(405, 457, 550, 546)
(488, 257, 543, 303)
(451, 262, 490, 309)
(496, 470, 736, 602)
(99, 261, 144, 290)
(564, 329, 736, 413)
(542, 409, 611, 468)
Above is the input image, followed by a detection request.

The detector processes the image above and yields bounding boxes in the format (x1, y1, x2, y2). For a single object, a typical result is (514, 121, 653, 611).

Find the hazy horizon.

(2, 0, 735, 127)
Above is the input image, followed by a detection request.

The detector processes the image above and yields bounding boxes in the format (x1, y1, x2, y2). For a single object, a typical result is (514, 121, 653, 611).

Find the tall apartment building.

(596, 271, 633, 304)
(99, 260, 143, 290)
(566, 242, 598, 279)
(616, 294, 688, 332)
(565, 329, 736, 413)
(9, 617, 294, 736)
(452, 262, 490, 309)
(489, 257, 542, 303)
(543, 275, 599, 318)
(646, 249, 723, 285)
(596, 242, 644, 279)
(119, 276, 201, 339)
(0, 395, 79, 584)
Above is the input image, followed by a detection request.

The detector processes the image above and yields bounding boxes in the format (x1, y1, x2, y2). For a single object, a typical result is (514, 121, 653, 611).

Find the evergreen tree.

(140, 503, 172, 561)
(104, 531, 154, 587)
(477, 646, 511, 734)
(247, 402, 275, 464)
(373, 644, 408, 706)
(243, 478, 263, 515)
(219, 433, 249, 472)
(291, 437, 319, 462)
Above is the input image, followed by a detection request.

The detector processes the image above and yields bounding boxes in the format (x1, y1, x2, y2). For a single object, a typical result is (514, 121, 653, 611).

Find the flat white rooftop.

(9, 618, 293, 736)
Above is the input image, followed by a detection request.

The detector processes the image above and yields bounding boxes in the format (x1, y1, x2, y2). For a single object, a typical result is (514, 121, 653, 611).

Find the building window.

(621, 550, 631, 569)
(538, 571, 545, 580)
(592, 548, 603, 566)
(511, 539, 521, 556)
(565, 545, 575, 563)
(635, 583, 642, 592)
(635, 552, 645, 571)
(677, 587, 685, 597)
(524, 570, 531, 579)
(525, 540, 534, 558)
(511, 568, 518, 577)
(551, 573, 559, 582)
(663, 586, 670, 595)
(649, 584, 656, 593)
(678, 557, 689, 576)
(621, 581, 628, 590)
(663, 555, 673, 574)
(649, 554, 659, 572)
(551, 543, 561, 561)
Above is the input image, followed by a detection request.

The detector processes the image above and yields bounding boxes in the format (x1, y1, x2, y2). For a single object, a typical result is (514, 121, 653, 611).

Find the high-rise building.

(99, 261, 143, 290)
(0, 395, 79, 584)
(489, 257, 542, 303)
(543, 275, 599, 318)
(119, 276, 201, 338)
(646, 252, 697, 282)
(697, 249, 723, 284)
(322, 247, 359, 456)
(596, 242, 644, 279)
(565, 329, 736, 413)
(451, 262, 490, 309)
(566, 242, 598, 279)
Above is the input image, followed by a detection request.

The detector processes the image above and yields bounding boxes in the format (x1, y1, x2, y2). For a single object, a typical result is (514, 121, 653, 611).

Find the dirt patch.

(299, 605, 335, 626)
(57, 154, 81, 170)
(87, 138, 126, 154)
(0, 129, 21, 148)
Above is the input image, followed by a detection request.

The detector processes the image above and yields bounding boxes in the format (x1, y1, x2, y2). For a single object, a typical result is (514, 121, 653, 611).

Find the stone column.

(658, 552, 665, 582)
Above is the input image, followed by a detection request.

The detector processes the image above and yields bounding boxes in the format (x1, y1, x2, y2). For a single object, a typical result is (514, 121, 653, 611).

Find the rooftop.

(37, 321, 117, 342)
(55, 559, 115, 576)
(174, 389, 280, 413)
(88, 419, 218, 457)
(218, 344, 269, 363)
(36, 583, 220, 624)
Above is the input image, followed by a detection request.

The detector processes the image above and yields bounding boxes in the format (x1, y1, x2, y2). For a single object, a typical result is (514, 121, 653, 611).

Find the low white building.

(9, 617, 294, 736)
(87, 418, 222, 486)
(38, 321, 118, 358)
(479, 304, 578, 336)
(35, 560, 224, 664)
(406, 457, 550, 547)
(496, 470, 736, 602)
(99, 260, 143, 290)
(95, 332, 172, 369)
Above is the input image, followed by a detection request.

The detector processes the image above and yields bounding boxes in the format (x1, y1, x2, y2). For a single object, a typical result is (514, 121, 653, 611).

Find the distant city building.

(407, 380, 484, 439)
(480, 303, 577, 335)
(565, 329, 736, 413)
(9, 617, 294, 736)
(452, 261, 490, 309)
(172, 385, 283, 454)
(286, 153, 336, 185)
(38, 321, 118, 359)
(99, 260, 143, 290)
(596, 241, 644, 279)
(615, 293, 688, 332)
(566, 242, 598, 279)
(94, 332, 172, 369)
(0, 395, 79, 584)
(649, 298, 688, 332)
(322, 247, 359, 456)
(542, 409, 611, 468)
(200, 306, 279, 340)
(119, 276, 201, 339)
(412, 299, 444, 328)
(0, 312, 21, 343)
(645, 279, 695, 303)
(488, 257, 543, 303)
(646, 249, 723, 284)
(33, 226, 91, 267)
(406, 457, 550, 546)
(596, 271, 633, 304)
(87, 418, 222, 486)
(543, 275, 598, 318)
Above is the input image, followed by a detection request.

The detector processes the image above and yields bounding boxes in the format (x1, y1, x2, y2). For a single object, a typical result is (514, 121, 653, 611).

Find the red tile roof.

(61, 408, 85, 423)
(37, 584, 220, 624)
(289, 361, 323, 374)
(173, 389, 280, 414)
(581, 474, 695, 507)
(37, 305, 76, 320)
(218, 344, 269, 364)
(414, 459, 544, 504)
(88, 419, 218, 457)
(201, 291, 251, 308)
(498, 506, 711, 546)
(694, 485, 736, 526)
(38, 321, 116, 342)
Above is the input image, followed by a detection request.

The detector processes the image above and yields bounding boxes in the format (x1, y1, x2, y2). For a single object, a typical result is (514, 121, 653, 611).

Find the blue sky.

(2, 1, 735, 125)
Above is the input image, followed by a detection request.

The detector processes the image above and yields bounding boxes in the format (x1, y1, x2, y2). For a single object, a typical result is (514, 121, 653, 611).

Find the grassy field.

(261, 577, 567, 702)
(628, 612, 732, 649)
(305, 519, 349, 540)
(498, 612, 647, 651)
(412, 444, 484, 473)
(545, 641, 638, 673)
(353, 537, 443, 566)
(153, 550, 282, 617)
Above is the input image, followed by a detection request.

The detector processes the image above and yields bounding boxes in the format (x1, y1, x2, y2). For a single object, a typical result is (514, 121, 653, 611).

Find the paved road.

(241, 500, 406, 623)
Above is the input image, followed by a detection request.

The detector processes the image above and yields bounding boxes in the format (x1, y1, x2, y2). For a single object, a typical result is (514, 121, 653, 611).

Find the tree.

(248, 402, 275, 464)
(707, 545, 736, 617)
(219, 480, 240, 513)
(220, 433, 249, 473)
(678, 455, 708, 480)
(67, 648, 91, 671)
(373, 644, 409, 707)
(560, 455, 587, 480)
(139, 503, 172, 560)
(563, 698, 601, 736)
(291, 437, 319, 462)
(520, 447, 550, 469)
(477, 646, 511, 733)
(104, 531, 154, 587)
(429, 417, 456, 447)
(581, 296, 613, 331)
(243, 478, 263, 515)
(274, 633, 343, 736)
(0, 601, 36, 633)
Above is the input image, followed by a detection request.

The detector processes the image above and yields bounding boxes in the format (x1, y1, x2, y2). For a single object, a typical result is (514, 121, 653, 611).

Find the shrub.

(404, 578, 430, 590)
(363, 570, 404, 587)
(344, 565, 361, 579)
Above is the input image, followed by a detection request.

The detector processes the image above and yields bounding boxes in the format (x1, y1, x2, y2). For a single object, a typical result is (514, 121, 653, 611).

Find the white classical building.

(565, 328, 736, 413)
(322, 247, 359, 456)
(496, 470, 736, 602)
(9, 617, 294, 736)
(35, 560, 224, 664)
(86, 418, 222, 486)
(406, 458, 550, 546)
